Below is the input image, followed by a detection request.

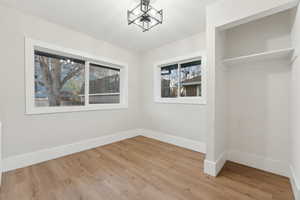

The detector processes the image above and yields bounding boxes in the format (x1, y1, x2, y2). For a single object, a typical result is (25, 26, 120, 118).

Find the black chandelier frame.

(127, 0, 163, 32)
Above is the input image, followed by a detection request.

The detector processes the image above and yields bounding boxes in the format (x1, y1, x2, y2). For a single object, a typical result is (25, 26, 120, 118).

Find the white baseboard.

(227, 150, 289, 177)
(290, 166, 300, 200)
(3, 129, 140, 172)
(204, 151, 290, 178)
(204, 152, 227, 176)
(139, 129, 206, 153)
(2, 129, 206, 172)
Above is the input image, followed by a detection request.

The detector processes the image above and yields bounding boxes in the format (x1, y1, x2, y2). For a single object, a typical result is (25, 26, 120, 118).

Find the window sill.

(154, 97, 207, 105)
(25, 104, 128, 115)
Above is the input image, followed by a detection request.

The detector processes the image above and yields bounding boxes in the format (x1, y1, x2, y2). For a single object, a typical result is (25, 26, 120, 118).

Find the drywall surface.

(205, 0, 296, 174)
(225, 10, 293, 58)
(224, 11, 292, 172)
(205, 15, 217, 163)
(291, 6, 300, 198)
(224, 11, 292, 171)
(207, 0, 298, 29)
(206, 5, 229, 163)
(213, 30, 228, 161)
(0, 5, 142, 158)
(140, 33, 208, 143)
(227, 59, 290, 169)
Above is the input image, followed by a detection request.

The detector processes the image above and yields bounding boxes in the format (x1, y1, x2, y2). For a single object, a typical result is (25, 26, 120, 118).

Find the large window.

(154, 53, 206, 104)
(26, 38, 128, 114)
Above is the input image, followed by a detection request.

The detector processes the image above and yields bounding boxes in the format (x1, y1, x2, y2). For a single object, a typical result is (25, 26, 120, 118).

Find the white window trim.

(25, 38, 128, 115)
(153, 52, 207, 105)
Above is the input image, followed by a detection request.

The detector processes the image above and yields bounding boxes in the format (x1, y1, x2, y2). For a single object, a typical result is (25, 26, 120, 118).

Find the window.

(180, 60, 202, 97)
(161, 64, 178, 98)
(154, 53, 206, 104)
(26, 38, 128, 114)
(34, 51, 85, 107)
(89, 64, 120, 104)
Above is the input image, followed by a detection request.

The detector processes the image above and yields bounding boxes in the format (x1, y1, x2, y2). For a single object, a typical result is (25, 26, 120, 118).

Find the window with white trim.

(154, 54, 207, 104)
(88, 64, 120, 104)
(26, 38, 128, 114)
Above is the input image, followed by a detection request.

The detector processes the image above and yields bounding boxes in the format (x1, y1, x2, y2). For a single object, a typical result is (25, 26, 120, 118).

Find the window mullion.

(85, 61, 90, 106)
(120, 69, 124, 104)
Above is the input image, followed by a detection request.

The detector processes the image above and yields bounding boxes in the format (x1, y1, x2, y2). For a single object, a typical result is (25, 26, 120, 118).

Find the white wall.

(225, 10, 293, 58)
(227, 59, 290, 173)
(291, 5, 300, 199)
(213, 31, 228, 163)
(0, 0, 298, 186)
(203, 13, 229, 176)
(0, 4, 208, 164)
(205, 0, 297, 177)
(140, 33, 208, 143)
(208, 0, 298, 29)
(0, 5, 142, 158)
(225, 11, 292, 177)
(204, 4, 229, 173)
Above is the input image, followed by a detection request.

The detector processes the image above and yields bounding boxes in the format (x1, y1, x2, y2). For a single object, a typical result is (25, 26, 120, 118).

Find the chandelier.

(127, 0, 163, 32)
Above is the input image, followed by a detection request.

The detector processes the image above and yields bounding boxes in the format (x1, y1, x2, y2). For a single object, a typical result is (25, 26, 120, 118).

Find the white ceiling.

(0, 0, 217, 52)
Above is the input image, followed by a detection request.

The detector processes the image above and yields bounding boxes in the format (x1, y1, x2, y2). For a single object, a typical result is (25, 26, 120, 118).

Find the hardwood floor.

(0, 136, 294, 200)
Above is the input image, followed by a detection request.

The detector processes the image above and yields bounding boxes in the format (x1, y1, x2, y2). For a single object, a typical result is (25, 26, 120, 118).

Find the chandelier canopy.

(127, 0, 163, 32)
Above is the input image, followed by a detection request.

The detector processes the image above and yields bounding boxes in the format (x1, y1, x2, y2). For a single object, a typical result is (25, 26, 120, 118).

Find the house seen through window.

(160, 60, 202, 98)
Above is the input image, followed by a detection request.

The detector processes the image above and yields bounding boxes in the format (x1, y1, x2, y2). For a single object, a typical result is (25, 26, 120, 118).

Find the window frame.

(153, 52, 207, 105)
(25, 38, 128, 115)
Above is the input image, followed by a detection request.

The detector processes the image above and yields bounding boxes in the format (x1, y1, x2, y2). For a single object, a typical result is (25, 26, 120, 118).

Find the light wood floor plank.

(0, 136, 294, 200)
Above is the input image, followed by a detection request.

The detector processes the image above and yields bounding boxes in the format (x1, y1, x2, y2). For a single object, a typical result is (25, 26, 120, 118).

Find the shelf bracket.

(291, 55, 298, 65)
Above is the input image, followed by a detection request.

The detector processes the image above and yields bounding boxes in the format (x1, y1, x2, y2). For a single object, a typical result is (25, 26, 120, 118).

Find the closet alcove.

(215, 8, 296, 177)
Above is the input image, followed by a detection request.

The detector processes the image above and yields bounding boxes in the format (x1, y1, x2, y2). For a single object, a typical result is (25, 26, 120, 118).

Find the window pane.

(89, 64, 120, 104)
(161, 64, 178, 98)
(180, 60, 202, 97)
(34, 51, 85, 107)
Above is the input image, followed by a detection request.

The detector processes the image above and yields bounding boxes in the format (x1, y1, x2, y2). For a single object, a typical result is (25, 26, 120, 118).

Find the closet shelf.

(223, 48, 295, 65)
